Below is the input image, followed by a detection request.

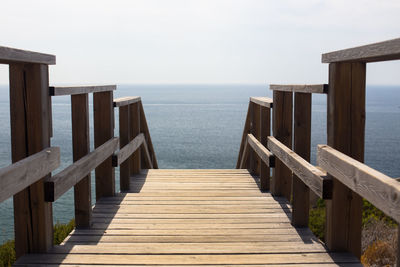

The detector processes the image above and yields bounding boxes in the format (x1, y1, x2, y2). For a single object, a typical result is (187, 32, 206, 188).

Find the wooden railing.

(0, 46, 157, 259)
(237, 37, 400, 260)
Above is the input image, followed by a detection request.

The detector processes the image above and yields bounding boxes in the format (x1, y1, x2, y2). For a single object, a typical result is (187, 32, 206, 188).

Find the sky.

(0, 0, 399, 85)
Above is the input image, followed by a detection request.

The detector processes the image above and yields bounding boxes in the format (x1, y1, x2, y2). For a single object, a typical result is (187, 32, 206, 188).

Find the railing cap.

(0, 46, 56, 65)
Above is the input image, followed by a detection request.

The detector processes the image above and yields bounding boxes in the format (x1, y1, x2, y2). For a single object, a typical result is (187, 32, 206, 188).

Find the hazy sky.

(0, 0, 399, 85)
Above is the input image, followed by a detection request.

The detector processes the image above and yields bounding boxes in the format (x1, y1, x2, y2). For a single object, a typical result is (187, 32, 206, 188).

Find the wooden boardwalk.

(16, 169, 361, 266)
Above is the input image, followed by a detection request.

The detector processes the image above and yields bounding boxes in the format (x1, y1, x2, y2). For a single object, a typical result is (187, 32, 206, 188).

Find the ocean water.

(0, 84, 399, 244)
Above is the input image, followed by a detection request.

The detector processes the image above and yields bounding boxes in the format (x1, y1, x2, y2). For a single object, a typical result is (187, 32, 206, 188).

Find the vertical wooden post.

(271, 91, 293, 200)
(252, 103, 261, 175)
(93, 91, 115, 200)
(119, 105, 131, 191)
(9, 63, 53, 257)
(260, 105, 271, 191)
(291, 92, 312, 227)
(71, 93, 91, 228)
(248, 102, 255, 171)
(236, 102, 252, 169)
(130, 102, 141, 174)
(325, 62, 365, 258)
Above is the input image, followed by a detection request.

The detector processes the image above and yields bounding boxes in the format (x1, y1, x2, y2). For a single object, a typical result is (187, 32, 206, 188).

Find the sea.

(0, 84, 399, 244)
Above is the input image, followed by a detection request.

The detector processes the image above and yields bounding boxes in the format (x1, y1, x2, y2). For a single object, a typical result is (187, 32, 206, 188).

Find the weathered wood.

(247, 134, 274, 168)
(268, 137, 330, 199)
(93, 91, 115, 200)
(325, 62, 365, 258)
(260, 105, 271, 190)
(291, 92, 312, 227)
(142, 140, 154, 169)
(251, 103, 261, 175)
(113, 133, 145, 167)
(239, 137, 250, 169)
(0, 147, 59, 203)
(322, 38, 400, 63)
(114, 96, 141, 107)
(9, 63, 53, 257)
(236, 103, 252, 168)
(129, 103, 141, 174)
(71, 93, 92, 228)
(270, 84, 328, 94)
(49, 85, 116, 96)
(139, 101, 158, 168)
(271, 90, 292, 199)
(318, 145, 400, 222)
(45, 138, 119, 202)
(0, 46, 55, 64)
(250, 97, 273, 108)
(118, 105, 131, 191)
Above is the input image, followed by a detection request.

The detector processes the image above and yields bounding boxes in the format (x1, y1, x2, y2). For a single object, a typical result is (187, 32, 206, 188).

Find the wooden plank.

(139, 101, 158, 168)
(71, 93, 92, 228)
(130, 102, 141, 174)
(270, 84, 328, 94)
(9, 63, 53, 257)
(247, 134, 274, 168)
(271, 90, 292, 199)
(45, 138, 119, 202)
(322, 37, 400, 63)
(251, 103, 261, 175)
(118, 105, 130, 191)
(94, 91, 116, 200)
(113, 96, 141, 107)
(325, 62, 365, 258)
(250, 97, 273, 108)
(236, 102, 252, 168)
(0, 147, 59, 203)
(259, 105, 271, 190)
(0, 46, 55, 64)
(318, 145, 400, 222)
(267, 137, 330, 199)
(291, 92, 311, 227)
(50, 85, 116, 96)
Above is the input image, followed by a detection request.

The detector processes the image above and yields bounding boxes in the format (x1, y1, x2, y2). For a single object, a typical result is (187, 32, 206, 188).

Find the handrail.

(139, 101, 158, 169)
(113, 96, 141, 107)
(112, 133, 145, 167)
(45, 137, 119, 202)
(318, 144, 400, 222)
(49, 85, 116, 96)
(0, 147, 60, 203)
(322, 37, 400, 63)
(247, 134, 275, 168)
(0, 45, 56, 65)
(268, 137, 331, 199)
(270, 84, 328, 94)
(250, 97, 273, 108)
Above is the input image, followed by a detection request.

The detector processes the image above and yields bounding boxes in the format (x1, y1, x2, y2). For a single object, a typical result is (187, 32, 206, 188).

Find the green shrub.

(53, 219, 75, 245)
(308, 198, 326, 241)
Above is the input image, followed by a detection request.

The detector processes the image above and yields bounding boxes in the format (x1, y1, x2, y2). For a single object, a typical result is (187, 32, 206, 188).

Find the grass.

(0, 219, 74, 267)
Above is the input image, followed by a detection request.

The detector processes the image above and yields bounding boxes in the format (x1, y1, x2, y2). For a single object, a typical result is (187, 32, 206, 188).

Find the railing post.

(71, 93, 92, 228)
(291, 92, 311, 227)
(130, 102, 141, 174)
(236, 102, 252, 169)
(325, 62, 365, 258)
(119, 105, 131, 191)
(251, 103, 261, 175)
(9, 63, 53, 257)
(271, 91, 292, 200)
(93, 91, 115, 200)
(259, 105, 271, 190)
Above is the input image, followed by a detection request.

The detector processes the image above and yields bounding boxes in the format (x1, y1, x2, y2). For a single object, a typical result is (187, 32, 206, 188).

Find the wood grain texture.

(318, 145, 400, 222)
(247, 134, 274, 168)
(0, 46, 55, 64)
(71, 93, 92, 228)
(251, 103, 261, 175)
(118, 105, 131, 191)
(250, 97, 273, 108)
(0, 147, 59, 203)
(50, 85, 116, 96)
(130, 103, 141, 174)
(93, 91, 116, 200)
(45, 138, 119, 202)
(322, 37, 400, 63)
(260, 105, 271, 191)
(113, 134, 144, 167)
(270, 84, 328, 94)
(113, 96, 141, 107)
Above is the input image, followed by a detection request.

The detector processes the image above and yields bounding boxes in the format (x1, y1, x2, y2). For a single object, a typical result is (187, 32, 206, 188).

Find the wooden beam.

(269, 84, 328, 94)
(251, 103, 261, 175)
(250, 97, 273, 108)
(322, 38, 400, 63)
(268, 137, 330, 199)
(112, 133, 145, 167)
(139, 101, 158, 169)
(118, 105, 131, 191)
(45, 137, 119, 202)
(239, 138, 250, 169)
(247, 134, 274, 168)
(49, 85, 116, 96)
(236, 103, 252, 169)
(259, 105, 271, 191)
(0, 147, 59, 203)
(93, 91, 116, 200)
(0, 46, 55, 65)
(130, 102, 141, 174)
(114, 96, 141, 107)
(71, 93, 92, 228)
(142, 140, 154, 169)
(271, 91, 292, 199)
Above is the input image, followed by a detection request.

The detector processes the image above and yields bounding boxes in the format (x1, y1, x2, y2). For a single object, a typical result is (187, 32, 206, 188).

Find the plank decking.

(15, 169, 361, 266)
